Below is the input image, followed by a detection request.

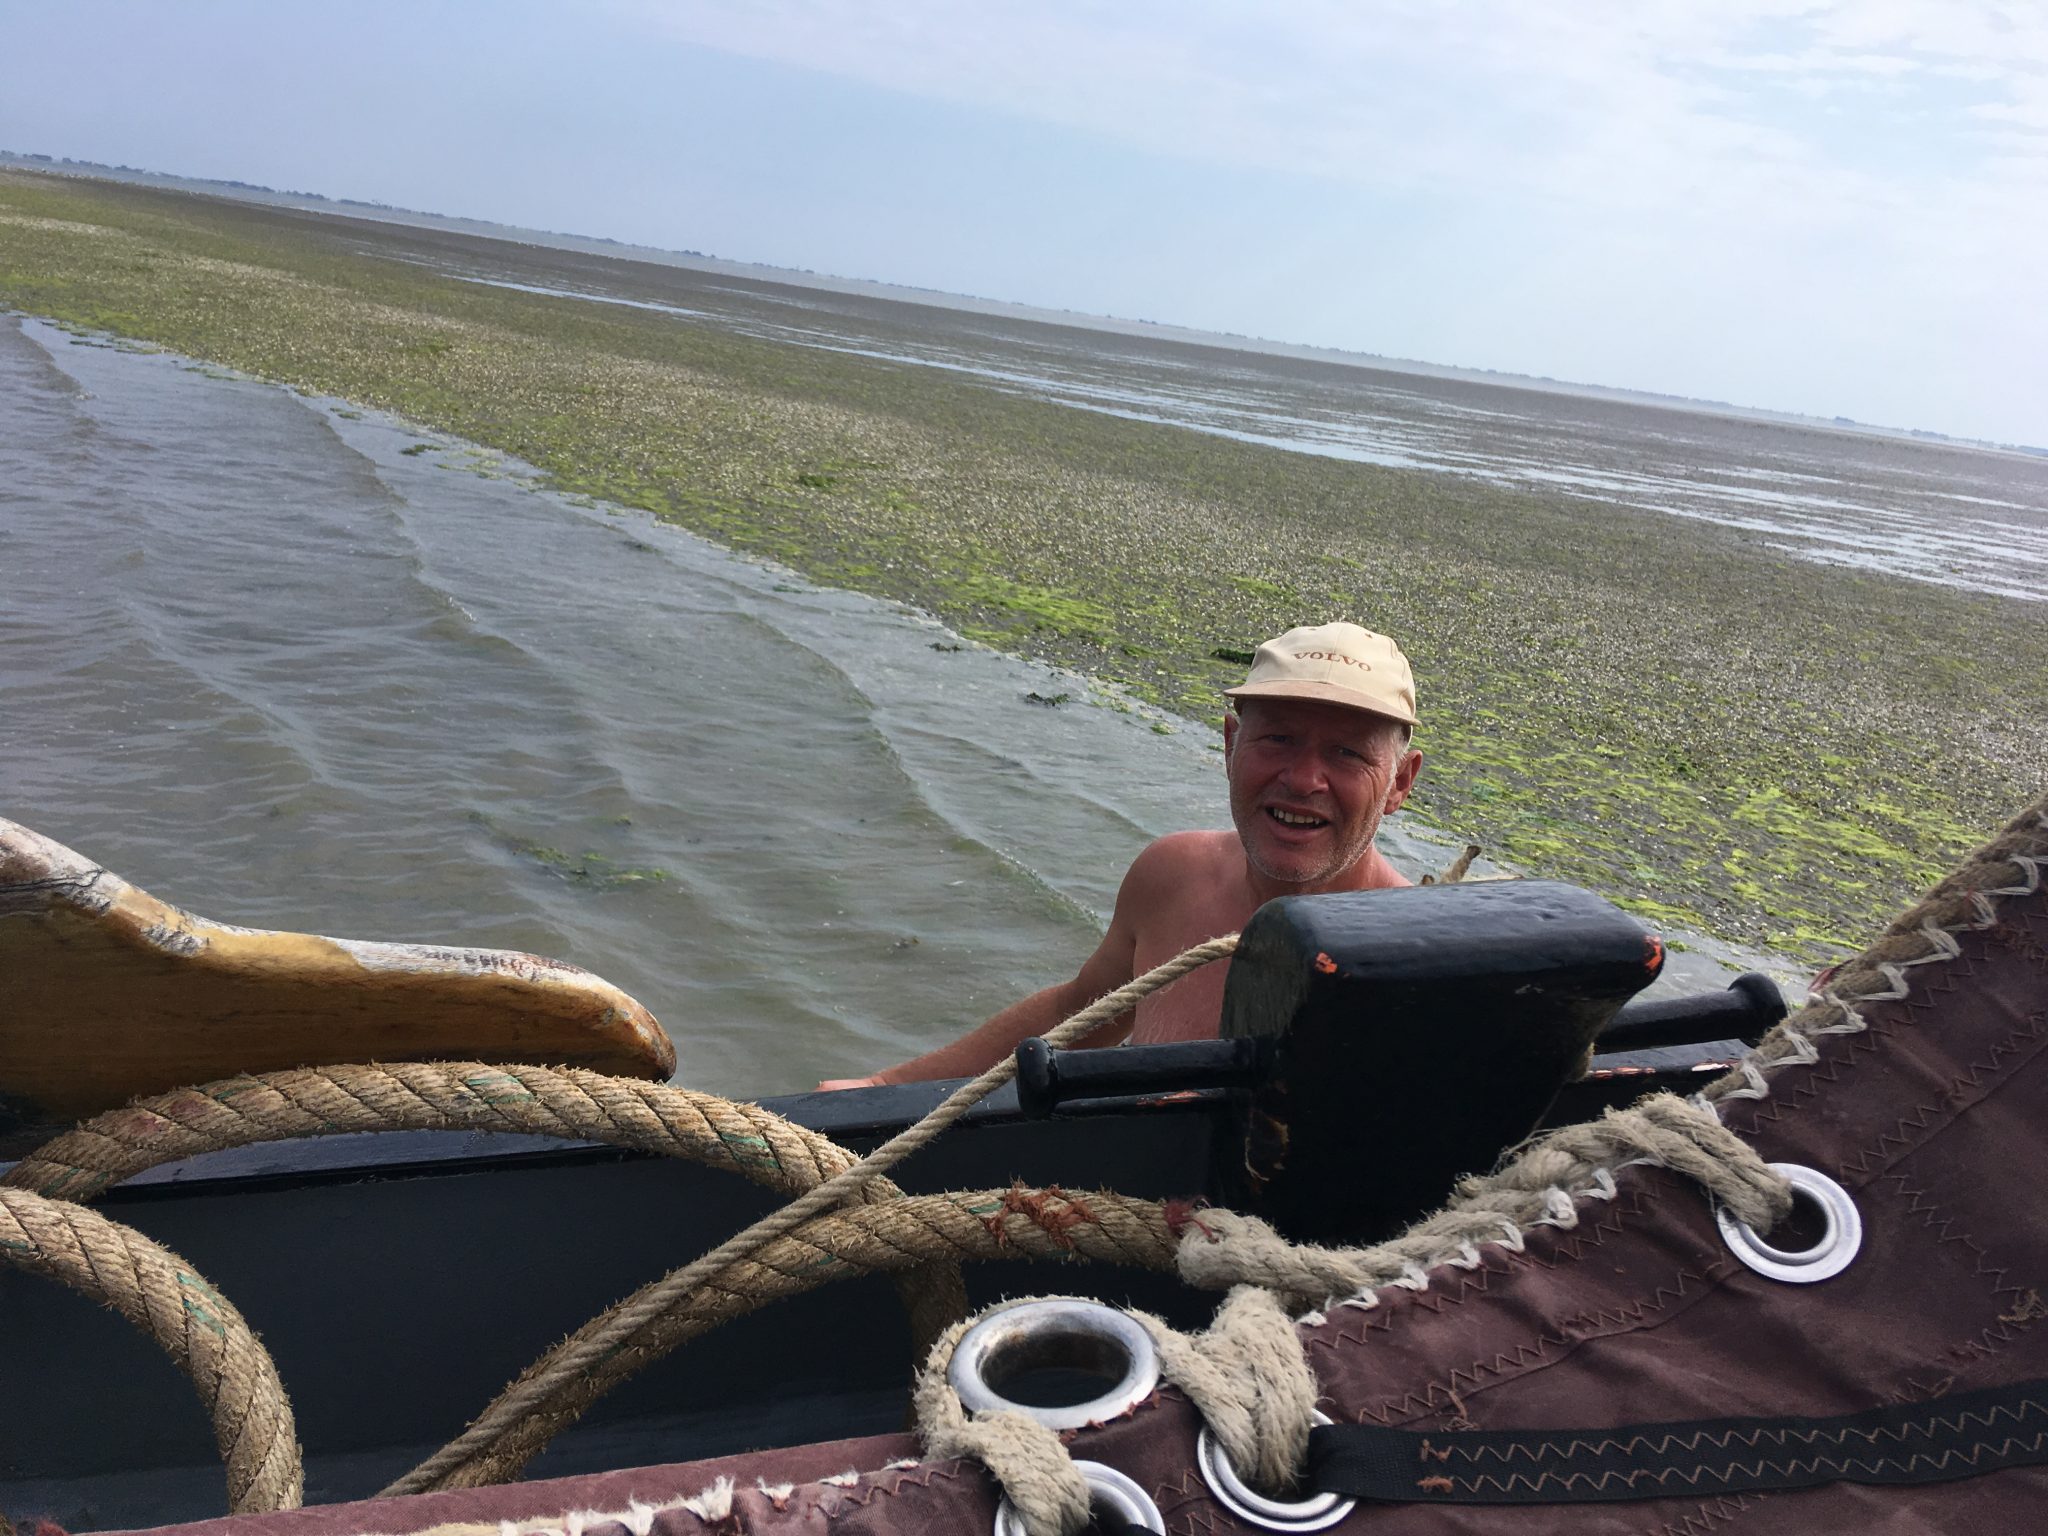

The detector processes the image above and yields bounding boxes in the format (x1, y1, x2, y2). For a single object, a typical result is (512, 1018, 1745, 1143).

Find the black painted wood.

(0, 1090, 1218, 1531)
(1216, 881, 1663, 1243)
(1596, 971, 1786, 1053)
(1014, 1038, 1267, 1117)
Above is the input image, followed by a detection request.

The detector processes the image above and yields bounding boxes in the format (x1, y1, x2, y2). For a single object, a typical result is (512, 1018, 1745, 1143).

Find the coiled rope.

(7, 1060, 971, 1370)
(0, 1186, 301, 1514)
(385, 933, 1240, 1492)
(2, 935, 1237, 1503)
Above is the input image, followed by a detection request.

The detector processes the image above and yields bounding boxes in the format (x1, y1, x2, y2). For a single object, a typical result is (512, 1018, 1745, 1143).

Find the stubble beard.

(1233, 802, 1380, 892)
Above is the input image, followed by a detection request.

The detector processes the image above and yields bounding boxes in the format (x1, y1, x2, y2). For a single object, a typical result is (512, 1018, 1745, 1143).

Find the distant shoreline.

(5, 165, 2043, 964)
(5, 151, 2039, 461)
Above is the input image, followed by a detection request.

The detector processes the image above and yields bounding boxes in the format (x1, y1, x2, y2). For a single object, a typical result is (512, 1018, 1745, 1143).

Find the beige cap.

(1222, 621, 1418, 726)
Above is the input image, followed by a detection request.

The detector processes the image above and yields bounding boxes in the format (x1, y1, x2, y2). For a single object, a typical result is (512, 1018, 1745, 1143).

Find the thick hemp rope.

(906, 1088, 1800, 1536)
(1173, 1093, 1789, 1307)
(0, 938, 1233, 1501)
(21, 797, 2034, 1518)
(402, 1186, 1182, 1490)
(6, 792, 2034, 1523)
(0, 1185, 303, 1514)
(914, 1304, 1094, 1536)
(912, 1284, 1319, 1536)
(7, 1064, 936, 1202)
(386, 933, 1241, 1493)
(4, 1061, 971, 1378)
(1132, 1285, 1317, 1493)
(1707, 792, 2048, 1109)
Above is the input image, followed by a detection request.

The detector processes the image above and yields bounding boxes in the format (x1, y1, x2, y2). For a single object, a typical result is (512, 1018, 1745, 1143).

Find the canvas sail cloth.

(92, 791, 2048, 1536)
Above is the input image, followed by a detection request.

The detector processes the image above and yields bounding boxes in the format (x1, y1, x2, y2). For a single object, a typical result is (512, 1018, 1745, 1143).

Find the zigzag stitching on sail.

(1565, 1270, 1716, 1335)
(1990, 915, 2048, 969)
(1152, 1467, 1225, 1536)
(828, 1460, 969, 1513)
(1884, 1168, 2037, 1324)
(1304, 809, 2048, 1484)
(1652, 1492, 1762, 1536)
(1835, 1010, 2048, 1182)
(1356, 1262, 1715, 1426)
(1432, 1429, 2048, 1496)
(1888, 1175, 1995, 1275)
(1952, 1317, 2037, 1366)
(1352, 1337, 1560, 1426)
(1427, 1397, 2048, 1466)
(1707, 814, 2047, 1115)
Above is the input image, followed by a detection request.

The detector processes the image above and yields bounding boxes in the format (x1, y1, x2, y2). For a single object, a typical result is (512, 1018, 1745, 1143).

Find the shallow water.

(7, 314, 1774, 1096)
(431, 265, 2048, 604)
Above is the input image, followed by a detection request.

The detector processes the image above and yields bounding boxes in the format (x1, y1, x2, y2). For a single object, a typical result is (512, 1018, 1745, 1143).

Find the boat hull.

(0, 1087, 1215, 1528)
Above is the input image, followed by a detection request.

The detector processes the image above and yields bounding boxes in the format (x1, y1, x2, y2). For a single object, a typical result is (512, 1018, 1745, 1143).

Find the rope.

(3, 1060, 971, 1392)
(1165, 791, 2048, 1311)
(910, 1282, 1318, 1536)
(400, 1186, 1179, 1489)
(387, 933, 1240, 1493)
(1706, 793, 2048, 1108)
(1174, 1094, 1789, 1308)
(0, 1186, 302, 1513)
(1132, 1285, 1317, 1493)
(21, 792, 2036, 1521)
(914, 1307, 1094, 1536)
(901, 1090, 1794, 1534)
(921, 789, 2048, 1530)
(8, 1061, 933, 1205)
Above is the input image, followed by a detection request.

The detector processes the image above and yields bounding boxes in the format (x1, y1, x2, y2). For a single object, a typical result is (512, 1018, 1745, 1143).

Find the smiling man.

(819, 622, 1422, 1087)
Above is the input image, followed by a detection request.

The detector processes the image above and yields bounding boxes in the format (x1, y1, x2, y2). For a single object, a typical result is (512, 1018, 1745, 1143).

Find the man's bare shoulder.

(1124, 830, 1243, 891)
(1116, 831, 1254, 966)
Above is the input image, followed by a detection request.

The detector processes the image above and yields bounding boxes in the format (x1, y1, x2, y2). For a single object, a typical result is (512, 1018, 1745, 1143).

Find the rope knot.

(912, 1307, 1093, 1536)
(913, 1289, 1324, 1534)
(1134, 1286, 1319, 1493)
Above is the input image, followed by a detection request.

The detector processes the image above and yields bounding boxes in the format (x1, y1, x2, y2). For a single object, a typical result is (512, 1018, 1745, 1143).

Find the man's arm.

(816, 839, 1201, 1089)
(820, 923, 1137, 1088)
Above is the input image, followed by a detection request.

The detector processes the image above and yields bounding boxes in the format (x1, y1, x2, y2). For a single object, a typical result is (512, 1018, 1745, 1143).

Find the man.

(818, 621, 1422, 1088)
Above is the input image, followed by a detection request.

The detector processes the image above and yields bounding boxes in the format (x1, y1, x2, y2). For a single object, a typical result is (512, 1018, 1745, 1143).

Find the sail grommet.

(1716, 1162, 1862, 1284)
(1197, 1411, 1355, 1532)
(993, 1461, 1162, 1536)
(948, 1298, 1160, 1430)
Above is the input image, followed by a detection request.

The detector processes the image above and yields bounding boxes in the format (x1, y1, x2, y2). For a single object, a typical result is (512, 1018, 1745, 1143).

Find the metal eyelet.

(1716, 1162, 1862, 1284)
(1196, 1410, 1355, 1532)
(949, 1298, 1160, 1431)
(994, 1461, 1163, 1536)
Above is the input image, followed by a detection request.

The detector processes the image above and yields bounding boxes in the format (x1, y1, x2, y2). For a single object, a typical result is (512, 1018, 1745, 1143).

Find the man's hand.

(815, 1073, 887, 1091)
(822, 856, 1161, 1088)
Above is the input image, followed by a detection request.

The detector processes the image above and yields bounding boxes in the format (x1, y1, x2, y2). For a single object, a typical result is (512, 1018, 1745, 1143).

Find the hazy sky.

(4, 1, 2043, 444)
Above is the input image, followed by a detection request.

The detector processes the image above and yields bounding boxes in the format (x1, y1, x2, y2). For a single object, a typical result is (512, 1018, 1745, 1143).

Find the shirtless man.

(818, 621, 1422, 1088)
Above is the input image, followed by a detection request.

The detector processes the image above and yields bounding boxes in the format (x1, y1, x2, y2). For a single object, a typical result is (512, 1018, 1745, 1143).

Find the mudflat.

(3, 168, 2042, 961)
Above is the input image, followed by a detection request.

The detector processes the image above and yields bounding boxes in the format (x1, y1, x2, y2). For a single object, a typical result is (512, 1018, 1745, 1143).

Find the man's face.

(1224, 698, 1421, 890)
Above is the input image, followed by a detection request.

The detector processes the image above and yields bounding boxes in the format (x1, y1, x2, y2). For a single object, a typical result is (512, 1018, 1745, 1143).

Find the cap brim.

(1222, 678, 1417, 726)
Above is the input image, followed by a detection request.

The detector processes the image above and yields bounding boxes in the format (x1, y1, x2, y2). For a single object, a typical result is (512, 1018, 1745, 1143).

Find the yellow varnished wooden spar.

(0, 818, 676, 1123)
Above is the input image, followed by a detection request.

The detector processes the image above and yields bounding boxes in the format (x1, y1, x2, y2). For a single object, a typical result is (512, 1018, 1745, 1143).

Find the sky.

(3, 0, 2044, 445)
